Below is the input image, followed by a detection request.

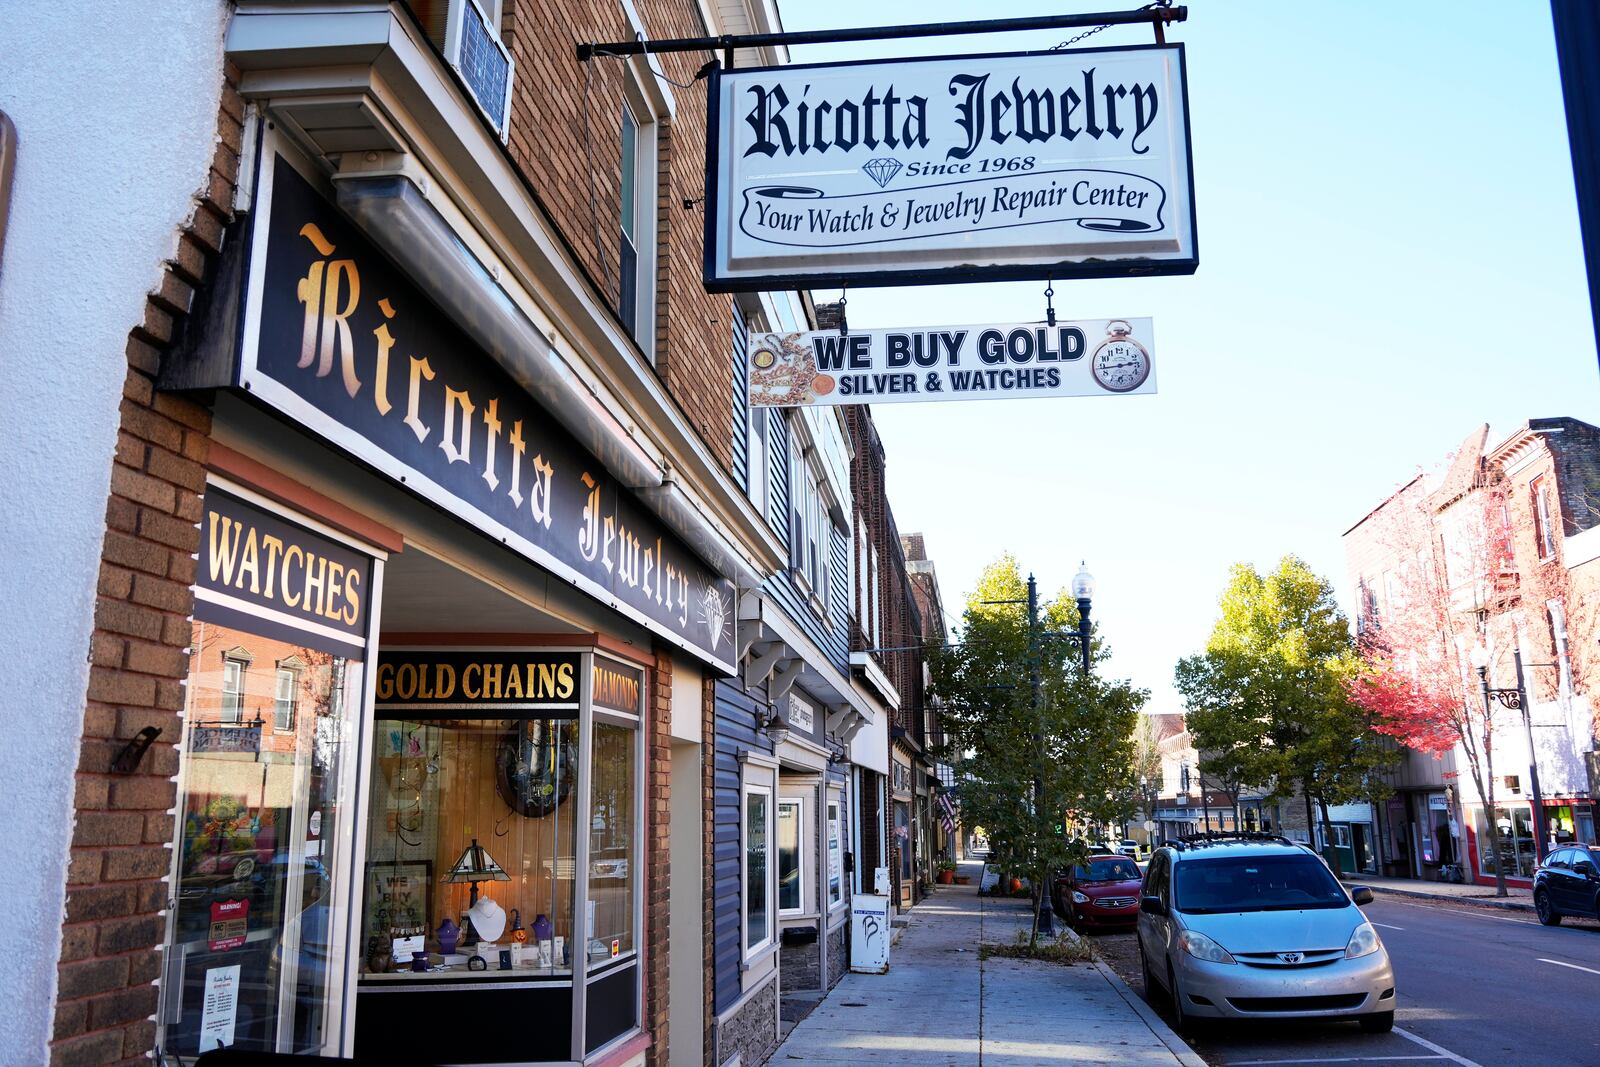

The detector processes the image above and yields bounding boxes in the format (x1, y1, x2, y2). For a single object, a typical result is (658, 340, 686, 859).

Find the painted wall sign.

(746, 317, 1153, 407)
(373, 650, 582, 712)
(238, 153, 736, 672)
(705, 44, 1195, 291)
(196, 487, 372, 658)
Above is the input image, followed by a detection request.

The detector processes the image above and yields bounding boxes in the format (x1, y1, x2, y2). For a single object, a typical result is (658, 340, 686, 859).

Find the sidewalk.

(764, 861, 1204, 1066)
(1344, 872, 1534, 911)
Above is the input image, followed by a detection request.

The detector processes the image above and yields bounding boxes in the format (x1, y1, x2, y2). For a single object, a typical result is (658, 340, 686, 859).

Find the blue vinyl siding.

(732, 315, 750, 492)
(830, 526, 849, 639)
(766, 409, 788, 540)
(712, 678, 774, 1013)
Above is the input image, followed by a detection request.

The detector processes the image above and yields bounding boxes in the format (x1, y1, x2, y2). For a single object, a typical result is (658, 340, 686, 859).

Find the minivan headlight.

(1071, 891, 1090, 904)
(1176, 930, 1236, 965)
(1345, 922, 1381, 960)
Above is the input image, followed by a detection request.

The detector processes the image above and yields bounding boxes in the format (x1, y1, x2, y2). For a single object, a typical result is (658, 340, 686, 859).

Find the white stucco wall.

(0, 2, 227, 1057)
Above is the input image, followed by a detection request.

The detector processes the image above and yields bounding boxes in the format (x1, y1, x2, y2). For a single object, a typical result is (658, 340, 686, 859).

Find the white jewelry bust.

(468, 896, 506, 943)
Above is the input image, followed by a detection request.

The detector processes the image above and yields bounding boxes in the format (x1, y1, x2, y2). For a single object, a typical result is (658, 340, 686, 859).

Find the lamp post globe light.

(1072, 562, 1095, 675)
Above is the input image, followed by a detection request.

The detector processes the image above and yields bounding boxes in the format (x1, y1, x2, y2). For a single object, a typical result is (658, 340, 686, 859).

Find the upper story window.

(220, 652, 249, 723)
(1531, 475, 1556, 560)
(273, 664, 299, 732)
(789, 443, 830, 614)
(613, 60, 665, 359)
(617, 103, 644, 342)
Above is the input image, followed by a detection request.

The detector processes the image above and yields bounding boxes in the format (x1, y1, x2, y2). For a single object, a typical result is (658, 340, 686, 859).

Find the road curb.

(1363, 883, 1535, 913)
(1090, 959, 1208, 1067)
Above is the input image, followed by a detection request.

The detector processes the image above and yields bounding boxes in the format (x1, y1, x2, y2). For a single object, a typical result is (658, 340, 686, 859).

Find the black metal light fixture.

(763, 702, 791, 746)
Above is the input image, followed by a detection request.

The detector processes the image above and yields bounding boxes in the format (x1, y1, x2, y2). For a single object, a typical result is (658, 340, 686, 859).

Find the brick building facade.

(1344, 418, 1600, 886)
(1, 4, 943, 1065)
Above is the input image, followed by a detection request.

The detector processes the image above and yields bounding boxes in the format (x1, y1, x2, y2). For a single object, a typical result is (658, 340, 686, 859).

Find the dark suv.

(1534, 844, 1600, 925)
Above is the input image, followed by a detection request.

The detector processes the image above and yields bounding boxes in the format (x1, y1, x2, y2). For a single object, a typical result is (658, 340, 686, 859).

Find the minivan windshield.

(1173, 853, 1349, 913)
(1074, 858, 1140, 882)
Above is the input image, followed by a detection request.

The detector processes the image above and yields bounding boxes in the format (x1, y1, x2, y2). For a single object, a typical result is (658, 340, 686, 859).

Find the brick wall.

(844, 408, 927, 742)
(500, 0, 735, 475)
(648, 646, 674, 1067)
(50, 63, 242, 1067)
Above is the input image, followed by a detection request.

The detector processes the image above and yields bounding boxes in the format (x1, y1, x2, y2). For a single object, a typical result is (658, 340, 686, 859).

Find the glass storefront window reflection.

(160, 621, 357, 1057)
(1475, 804, 1539, 878)
(589, 720, 636, 961)
(361, 717, 578, 979)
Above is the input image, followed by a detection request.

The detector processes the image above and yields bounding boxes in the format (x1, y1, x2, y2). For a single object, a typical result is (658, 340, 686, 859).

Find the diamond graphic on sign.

(861, 158, 902, 188)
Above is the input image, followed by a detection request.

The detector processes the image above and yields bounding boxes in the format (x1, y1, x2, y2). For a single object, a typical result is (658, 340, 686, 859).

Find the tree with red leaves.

(1347, 476, 1514, 895)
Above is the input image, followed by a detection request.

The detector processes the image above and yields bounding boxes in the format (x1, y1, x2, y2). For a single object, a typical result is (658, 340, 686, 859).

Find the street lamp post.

(1474, 642, 1546, 867)
(999, 563, 1095, 940)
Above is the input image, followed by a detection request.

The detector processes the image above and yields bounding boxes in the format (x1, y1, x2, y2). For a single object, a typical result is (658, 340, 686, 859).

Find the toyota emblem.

(1277, 951, 1304, 964)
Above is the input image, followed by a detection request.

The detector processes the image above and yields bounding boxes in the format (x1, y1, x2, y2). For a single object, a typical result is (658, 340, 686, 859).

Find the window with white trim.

(1532, 475, 1556, 560)
(777, 797, 804, 915)
(789, 442, 831, 615)
(273, 665, 298, 732)
(615, 72, 661, 358)
(744, 783, 773, 956)
(826, 792, 844, 909)
(221, 656, 245, 724)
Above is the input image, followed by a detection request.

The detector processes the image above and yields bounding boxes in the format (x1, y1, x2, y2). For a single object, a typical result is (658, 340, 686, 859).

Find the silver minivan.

(1137, 837, 1396, 1033)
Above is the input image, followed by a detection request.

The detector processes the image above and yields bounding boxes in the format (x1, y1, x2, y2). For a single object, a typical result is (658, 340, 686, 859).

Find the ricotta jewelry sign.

(746, 318, 1154, 407)
(705, 44, 1195, 291)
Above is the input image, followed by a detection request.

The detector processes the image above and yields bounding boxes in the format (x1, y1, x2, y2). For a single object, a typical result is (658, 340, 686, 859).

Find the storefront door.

(157, 486, 377, 1058)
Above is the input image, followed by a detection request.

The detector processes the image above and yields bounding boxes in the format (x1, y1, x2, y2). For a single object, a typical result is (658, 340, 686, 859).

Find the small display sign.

(207, 899, 249, 952)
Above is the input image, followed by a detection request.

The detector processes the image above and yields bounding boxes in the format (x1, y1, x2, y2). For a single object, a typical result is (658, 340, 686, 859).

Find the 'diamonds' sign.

(746, 318, 1154, 407)
(705, 44, 1196, 291)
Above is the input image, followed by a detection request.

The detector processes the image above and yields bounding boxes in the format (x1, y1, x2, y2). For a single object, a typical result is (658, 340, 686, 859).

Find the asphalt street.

(1096, 897, 1600, 1067)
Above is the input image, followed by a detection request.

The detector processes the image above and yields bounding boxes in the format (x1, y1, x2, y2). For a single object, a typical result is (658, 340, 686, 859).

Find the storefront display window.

(589, 719, 637, 961)
(827, 795, 843, 909)
(360, 715, 578, 979)
(160, 621, 359, 1057)
(778, 799, 802, 914)
(158, 486, 375, 1060)
(1475, 804, 1537, 878)
(746, 788, 771, 952)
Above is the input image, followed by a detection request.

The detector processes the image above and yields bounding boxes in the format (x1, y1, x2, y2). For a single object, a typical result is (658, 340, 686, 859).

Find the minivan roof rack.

(1170, 830, 1297, 851)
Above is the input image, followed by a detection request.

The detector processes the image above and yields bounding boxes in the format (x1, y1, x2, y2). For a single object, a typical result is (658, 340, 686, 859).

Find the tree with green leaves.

(933, 554, 1148, 947)
(1175, 557, 1395, 857)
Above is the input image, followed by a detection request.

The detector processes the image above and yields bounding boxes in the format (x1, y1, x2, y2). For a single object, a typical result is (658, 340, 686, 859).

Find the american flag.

(937, 792, 957, 833)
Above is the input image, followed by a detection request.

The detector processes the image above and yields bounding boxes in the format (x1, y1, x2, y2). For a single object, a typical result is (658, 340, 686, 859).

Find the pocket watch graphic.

(1090, 320, 1151, 393)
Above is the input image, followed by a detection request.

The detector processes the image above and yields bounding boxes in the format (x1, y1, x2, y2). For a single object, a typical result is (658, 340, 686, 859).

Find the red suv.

(1052, 855, 1145, 929)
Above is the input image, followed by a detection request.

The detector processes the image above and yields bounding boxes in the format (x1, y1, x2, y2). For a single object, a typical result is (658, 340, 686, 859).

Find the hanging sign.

(746, 318, 1153, 407)
(705, 44, 1195, 291)
(231, 152, 737, 673)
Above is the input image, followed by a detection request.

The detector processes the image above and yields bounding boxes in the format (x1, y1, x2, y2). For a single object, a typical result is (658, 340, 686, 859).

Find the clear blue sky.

(777, 1, 1600, 711)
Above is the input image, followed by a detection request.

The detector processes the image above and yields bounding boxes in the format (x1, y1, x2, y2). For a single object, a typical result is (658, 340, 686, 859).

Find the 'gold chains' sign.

(374, 650, 581, 713)
(705, 44, 1195, 291)
(235, 153, 736, 672)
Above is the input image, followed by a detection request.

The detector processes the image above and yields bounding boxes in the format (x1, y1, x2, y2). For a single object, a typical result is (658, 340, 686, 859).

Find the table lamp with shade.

(447, 838, 510, 946)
